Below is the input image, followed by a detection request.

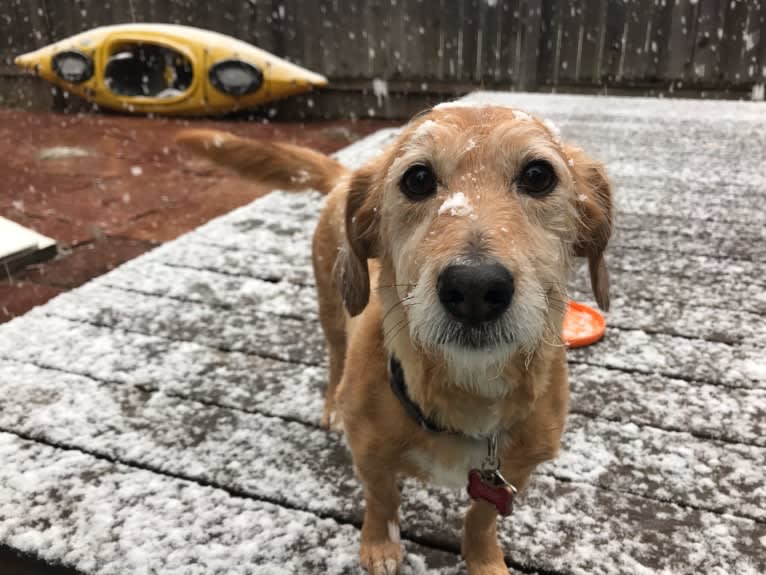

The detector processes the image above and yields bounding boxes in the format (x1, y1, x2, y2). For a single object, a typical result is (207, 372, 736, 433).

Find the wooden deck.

(0, 93, 764, 574)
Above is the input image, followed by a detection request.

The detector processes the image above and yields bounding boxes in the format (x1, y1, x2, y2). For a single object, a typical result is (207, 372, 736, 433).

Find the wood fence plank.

(6, 0, 766, 98)
(517, 0, 542, 89)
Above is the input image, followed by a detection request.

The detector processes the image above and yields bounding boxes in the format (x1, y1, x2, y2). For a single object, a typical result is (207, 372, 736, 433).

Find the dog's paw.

(320, 404, 343, 432)
(319, 409, 332, 430)
(360, 540, 402, 575)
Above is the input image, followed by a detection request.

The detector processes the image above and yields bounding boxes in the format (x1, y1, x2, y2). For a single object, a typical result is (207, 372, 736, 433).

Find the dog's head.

(339, 104, 612, 387)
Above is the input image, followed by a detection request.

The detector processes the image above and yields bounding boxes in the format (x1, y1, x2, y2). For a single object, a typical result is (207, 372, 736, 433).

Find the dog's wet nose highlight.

(437, 263, 514, 325)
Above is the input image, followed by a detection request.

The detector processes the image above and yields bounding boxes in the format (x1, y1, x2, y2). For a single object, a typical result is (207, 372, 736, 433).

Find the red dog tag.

(467, 469, 517, 516)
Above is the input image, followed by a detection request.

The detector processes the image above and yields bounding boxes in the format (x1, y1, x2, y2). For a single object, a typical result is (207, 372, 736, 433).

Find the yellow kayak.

(14, 23, 328, 116)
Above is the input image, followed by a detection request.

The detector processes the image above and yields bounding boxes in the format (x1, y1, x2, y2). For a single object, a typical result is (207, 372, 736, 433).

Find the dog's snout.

(437, 263, 514, 325)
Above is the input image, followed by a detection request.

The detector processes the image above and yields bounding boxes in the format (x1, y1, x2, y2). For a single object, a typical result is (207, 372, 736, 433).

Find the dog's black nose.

(437, 263, 514, 324)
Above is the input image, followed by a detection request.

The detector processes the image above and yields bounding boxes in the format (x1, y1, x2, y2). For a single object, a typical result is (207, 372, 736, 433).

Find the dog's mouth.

(406, 307, 519, 359)
(431, 319, 514, 350)
(405, 283, 547, 358)
(404, 259, 527, 355)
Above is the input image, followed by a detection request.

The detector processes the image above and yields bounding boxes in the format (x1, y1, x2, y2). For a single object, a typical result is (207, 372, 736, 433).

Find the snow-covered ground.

(0, 93, 764, 574)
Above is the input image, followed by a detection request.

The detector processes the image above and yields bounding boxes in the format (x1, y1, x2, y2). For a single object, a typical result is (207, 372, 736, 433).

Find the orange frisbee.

(562, 300, 606, 348)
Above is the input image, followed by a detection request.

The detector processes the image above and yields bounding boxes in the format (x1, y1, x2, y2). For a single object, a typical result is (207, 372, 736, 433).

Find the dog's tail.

(176, 129, 347, 195)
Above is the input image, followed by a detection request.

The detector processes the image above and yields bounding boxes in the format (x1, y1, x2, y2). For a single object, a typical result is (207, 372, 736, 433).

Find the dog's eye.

(518, 160, 557, 197)
(400, 164, 438, 200)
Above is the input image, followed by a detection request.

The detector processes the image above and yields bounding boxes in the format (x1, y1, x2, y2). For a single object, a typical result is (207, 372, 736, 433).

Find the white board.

(0, 216, 57, 269)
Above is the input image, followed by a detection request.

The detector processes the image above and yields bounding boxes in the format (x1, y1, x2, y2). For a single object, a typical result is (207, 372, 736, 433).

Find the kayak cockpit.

(104, 42, 193, 99)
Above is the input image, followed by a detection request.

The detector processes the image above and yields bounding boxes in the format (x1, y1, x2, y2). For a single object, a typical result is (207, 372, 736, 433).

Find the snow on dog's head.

(339, 104, 613, 394)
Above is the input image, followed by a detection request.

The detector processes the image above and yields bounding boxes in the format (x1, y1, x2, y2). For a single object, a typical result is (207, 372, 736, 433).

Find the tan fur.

(177, 129, 345, 194)
(177, 105, 612, 575)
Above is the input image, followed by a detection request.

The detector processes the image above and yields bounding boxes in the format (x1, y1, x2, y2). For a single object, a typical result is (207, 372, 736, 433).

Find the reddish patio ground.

(0, 109, 398, 324)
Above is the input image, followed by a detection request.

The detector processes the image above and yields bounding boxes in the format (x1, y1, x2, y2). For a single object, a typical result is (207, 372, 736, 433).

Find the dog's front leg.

(463, 462, 537, 575)
(462, 499, 507, 574)
(358, 466, 402, 575)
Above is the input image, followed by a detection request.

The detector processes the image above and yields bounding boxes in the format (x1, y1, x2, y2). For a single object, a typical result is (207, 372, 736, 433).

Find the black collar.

(389, 355, 452, 434)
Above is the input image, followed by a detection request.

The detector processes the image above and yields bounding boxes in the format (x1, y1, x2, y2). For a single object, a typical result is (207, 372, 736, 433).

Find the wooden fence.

(1, 0, 764, 117)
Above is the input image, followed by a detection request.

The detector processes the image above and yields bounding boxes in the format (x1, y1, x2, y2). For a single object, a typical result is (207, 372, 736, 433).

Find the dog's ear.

(337, 163, 381, 316)
(566, 146, 614, 311)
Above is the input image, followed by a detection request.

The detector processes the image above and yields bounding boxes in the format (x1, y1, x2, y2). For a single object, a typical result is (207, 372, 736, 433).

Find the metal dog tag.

(466, 434, 517, 516)
(467, 468, 517, 516)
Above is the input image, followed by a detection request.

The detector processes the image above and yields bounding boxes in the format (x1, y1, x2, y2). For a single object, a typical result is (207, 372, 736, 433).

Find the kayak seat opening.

(105, 42, 193, 99)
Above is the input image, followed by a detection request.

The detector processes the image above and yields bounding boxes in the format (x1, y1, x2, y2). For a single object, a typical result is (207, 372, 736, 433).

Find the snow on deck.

(1, 94, 765, 574)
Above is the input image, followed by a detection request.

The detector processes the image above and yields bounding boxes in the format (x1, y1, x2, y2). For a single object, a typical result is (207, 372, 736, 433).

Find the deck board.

(0, 360, 763, 523)
(35, 282, 763, 390)
(1, 360, 763, 574)
(2, 315, 764, 449)
(0, 93, 764, 574)
(0, 434, 463, 575)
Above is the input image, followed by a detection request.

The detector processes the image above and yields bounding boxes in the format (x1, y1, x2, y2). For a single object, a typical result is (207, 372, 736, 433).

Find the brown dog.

(178, 103, 612, 575)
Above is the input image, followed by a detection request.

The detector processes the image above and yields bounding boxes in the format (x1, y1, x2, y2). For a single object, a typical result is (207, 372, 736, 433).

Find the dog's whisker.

(388, 320, 414, 346)
(376, 283, 417, 291)
(381, 300, 405, 325)
(381, 296, 416, 325)
(542, 337, 566, 348)
(382, 315, 408, 338)
(383, 318, 410, 348)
